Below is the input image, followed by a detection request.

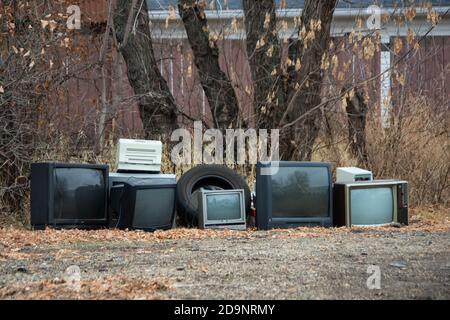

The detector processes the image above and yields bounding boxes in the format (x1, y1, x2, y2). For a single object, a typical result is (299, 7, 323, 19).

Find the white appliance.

(336, 167, 373, 183)
(116, 139, 162, 173)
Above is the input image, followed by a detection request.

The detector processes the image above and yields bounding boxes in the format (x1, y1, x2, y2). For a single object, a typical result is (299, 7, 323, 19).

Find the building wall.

(47, 30, 143, 141)
(391, 36, 450, 111)
(46, 1, 450, 138)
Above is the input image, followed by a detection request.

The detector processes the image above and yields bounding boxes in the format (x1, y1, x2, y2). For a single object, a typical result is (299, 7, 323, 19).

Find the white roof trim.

(149, 7, 450, 20)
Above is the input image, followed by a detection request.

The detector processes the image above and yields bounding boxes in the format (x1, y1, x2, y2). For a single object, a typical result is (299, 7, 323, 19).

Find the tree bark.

(113, 0, 178, 139)
(280, 0, 337, 160)
(243, 0, 285, 129)
(345, 87, 368, 166)
(178, 0, 240, 130)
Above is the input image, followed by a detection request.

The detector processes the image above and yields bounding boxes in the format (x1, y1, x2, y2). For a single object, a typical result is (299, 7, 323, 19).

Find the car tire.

(176, 165, 251, 226)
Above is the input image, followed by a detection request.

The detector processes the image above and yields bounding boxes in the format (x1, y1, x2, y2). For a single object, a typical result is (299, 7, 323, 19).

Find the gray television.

(197, 189, 246, 230)
(333, 180, 408, 227)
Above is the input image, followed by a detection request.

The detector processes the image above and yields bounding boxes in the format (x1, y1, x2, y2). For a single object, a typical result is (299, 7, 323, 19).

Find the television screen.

(54, 168, 106, 220)
(206, 193, 242, 221)
(350, 187, 393, 225)
(133, 188, 175, 228)
(271, 167, 330, 218)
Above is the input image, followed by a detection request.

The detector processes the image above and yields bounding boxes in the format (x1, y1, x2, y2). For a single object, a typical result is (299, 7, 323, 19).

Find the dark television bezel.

(256, 161, 333, 230)
(31, 162, 109, 229)
(118, 182, 176, 231)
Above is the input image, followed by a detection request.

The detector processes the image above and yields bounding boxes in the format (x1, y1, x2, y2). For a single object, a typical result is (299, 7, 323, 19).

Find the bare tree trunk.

(280, 0, 337, 160)
(97, 0, 113, 152)
(178, 0, 240, 129)
(98, 64, 108, 150)
(113, 0, 177, 139)
(344, 87, 368, 166)
(243, 0, 285, 129)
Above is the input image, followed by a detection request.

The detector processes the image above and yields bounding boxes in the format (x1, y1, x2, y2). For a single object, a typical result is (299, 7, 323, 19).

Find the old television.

(31, 162, 109, 229)
(333, 180, 408, 227)
(109, 173, 176, 227)
(197, 189, 246, 230)
(110, 179, 176, 231)
(256, 161, 333, 230)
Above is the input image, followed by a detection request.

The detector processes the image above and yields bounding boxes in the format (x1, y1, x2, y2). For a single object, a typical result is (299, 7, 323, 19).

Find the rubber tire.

(176, 165, 251, 226)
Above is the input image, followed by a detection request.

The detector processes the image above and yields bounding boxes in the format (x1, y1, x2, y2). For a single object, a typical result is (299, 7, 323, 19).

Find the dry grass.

(0, 205, 448, 250)
(317, 93, 449, 207)
(0, 276, 171, 300)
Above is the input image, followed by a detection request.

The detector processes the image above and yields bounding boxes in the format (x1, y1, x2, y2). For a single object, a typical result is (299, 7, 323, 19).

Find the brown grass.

(0, 276, 171, 300)
(316, 93, 449, 207)
(0, 205, 448, 250)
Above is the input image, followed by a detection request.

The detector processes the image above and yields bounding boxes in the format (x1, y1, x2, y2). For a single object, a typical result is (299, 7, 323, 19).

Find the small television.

(111, 180, 176, 231)
(256, 161, 333, 230)
(333, 180, 408, 227)
(31, 162, 109, 229)
(197, 189, 246, 230)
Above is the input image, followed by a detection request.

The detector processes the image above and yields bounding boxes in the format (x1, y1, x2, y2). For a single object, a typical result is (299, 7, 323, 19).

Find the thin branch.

(99, 0, 115, 65)
(280, 7, 450, 131)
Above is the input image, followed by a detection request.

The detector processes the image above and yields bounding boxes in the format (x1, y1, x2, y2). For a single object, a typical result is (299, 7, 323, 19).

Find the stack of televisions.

(30, 139, 408, 231)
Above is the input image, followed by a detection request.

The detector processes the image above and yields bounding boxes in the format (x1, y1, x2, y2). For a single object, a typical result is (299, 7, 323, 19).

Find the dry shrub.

(0, 1, 119, 224)
(366, 96, 449, 205)
(317, 94, 449, 207)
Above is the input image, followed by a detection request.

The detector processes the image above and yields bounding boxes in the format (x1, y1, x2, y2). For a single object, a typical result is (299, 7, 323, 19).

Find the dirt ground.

(0, 208, 449, 300)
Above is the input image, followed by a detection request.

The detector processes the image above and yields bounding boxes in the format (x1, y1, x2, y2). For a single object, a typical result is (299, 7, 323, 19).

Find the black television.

(110, 180, 176, 231)
(108, 173, 177, 227)
(31, 162, 109, 229)
(256, 161, 333, 229)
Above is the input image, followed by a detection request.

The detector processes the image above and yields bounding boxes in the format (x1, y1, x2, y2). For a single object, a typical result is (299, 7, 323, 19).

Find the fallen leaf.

(40, 20, 49, 29)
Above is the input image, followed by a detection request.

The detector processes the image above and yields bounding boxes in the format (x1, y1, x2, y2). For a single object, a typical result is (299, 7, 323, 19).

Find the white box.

(116, 139, 162, 173)
(336, 167, 373, 183)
